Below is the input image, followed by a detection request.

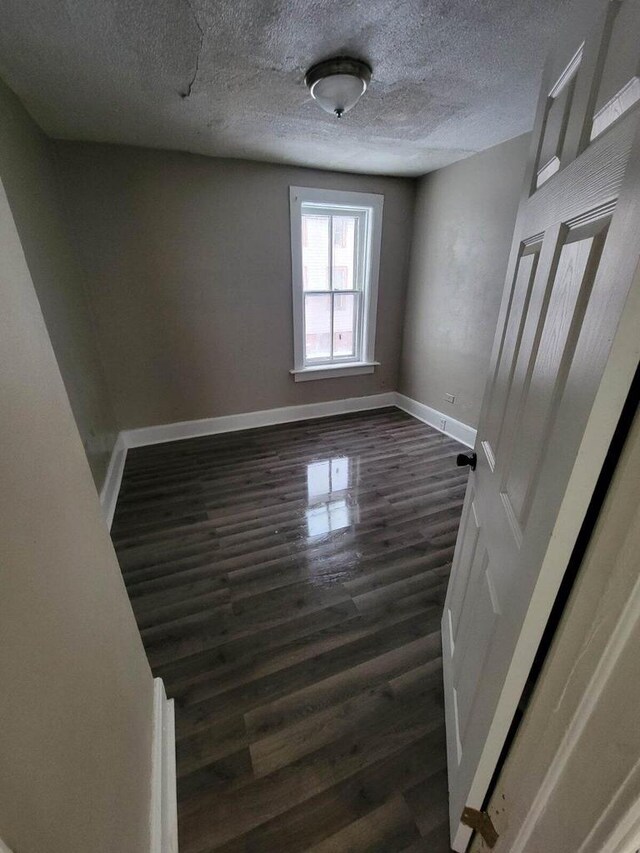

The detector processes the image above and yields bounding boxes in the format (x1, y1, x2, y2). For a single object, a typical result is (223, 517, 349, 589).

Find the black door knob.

(456, 452, 477, 471)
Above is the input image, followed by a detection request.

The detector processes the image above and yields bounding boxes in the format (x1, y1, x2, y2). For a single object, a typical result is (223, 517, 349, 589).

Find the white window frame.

(289, 186, 383, 382)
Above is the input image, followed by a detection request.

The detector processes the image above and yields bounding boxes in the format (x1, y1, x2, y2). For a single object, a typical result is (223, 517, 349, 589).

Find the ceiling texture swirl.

(0, 0, 569, 175)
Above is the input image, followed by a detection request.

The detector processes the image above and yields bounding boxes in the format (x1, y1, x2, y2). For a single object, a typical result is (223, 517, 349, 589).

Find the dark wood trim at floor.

(111, 407, 465, 852)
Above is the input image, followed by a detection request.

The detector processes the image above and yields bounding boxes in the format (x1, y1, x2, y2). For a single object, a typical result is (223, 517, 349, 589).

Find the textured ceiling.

(0, 0, 568, 176)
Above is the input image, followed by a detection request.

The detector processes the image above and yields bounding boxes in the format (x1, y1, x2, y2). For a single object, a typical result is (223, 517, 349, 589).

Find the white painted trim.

(591, 76, 640, 141)
(104, 392, 471, 515)
(510, 540, 640, 853)
(0, 838, 13, 853)
(536, 155, 560, 188)
(607, 796, 640, 853)
(549, 41, 584, 99)
(99, 433, 127, 530)
(122, 393, 396, 449)
(394, 393, 477, 448)
(290, 361, 379, 382)
(289, 185, 383, 372)
(150, 678, 177, 853)
(504, 269, 640, 853)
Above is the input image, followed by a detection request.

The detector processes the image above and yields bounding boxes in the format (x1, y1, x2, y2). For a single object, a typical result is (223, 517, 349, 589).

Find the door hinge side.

(461, 806, 499, 848)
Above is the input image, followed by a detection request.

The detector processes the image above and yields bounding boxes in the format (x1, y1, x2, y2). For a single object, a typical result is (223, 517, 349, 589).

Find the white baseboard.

(99, 433, 127, 530)
(150, 678, 177, 853)
(122, 393, 397, 449)
(103, 392, 475, 526)
(395, 392, 476, 448)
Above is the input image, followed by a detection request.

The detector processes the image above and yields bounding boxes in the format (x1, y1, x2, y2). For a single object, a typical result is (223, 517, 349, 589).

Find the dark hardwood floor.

(111, 407, 467, 852)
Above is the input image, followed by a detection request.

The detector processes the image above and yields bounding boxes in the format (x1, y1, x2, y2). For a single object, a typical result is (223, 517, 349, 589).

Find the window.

(289, 187, 383, 381)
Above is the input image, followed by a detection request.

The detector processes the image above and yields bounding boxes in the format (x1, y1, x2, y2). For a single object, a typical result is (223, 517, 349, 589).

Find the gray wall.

(399, 133, 530, 428)
(0, 72, 527, 448)
(0, 173, 153, 853)
(54, 143, 415, 429)
(0, 78, 117, 488)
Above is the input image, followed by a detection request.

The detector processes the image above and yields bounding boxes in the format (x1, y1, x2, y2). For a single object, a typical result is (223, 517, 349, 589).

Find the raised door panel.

(452, 559, 500, 759)
(447, 488, 480, 648)
(591, 1, 640, 140)
(536, 47, 583, 187)
(490, 227, 564, 491)
(482, 245, 541, 472)
(502, 219, 609, 531)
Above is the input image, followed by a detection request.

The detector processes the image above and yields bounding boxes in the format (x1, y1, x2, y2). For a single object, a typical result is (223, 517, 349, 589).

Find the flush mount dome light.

(305, 57, 372, 119)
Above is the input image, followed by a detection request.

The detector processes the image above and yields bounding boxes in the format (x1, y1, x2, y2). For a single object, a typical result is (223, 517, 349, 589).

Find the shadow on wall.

(0, 78, 118, 488)
(399, 132, 530, 430)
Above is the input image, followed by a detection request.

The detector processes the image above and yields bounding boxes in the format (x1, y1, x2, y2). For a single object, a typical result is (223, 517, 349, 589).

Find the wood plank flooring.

(111, 408, 466, 852)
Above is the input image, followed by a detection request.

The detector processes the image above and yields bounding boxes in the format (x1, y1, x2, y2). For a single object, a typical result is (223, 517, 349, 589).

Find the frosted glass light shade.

(311, 73, 366, 117)
(306, 58, 372, 119)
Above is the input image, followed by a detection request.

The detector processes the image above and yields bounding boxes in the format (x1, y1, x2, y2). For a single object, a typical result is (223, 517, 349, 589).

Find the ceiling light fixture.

(305, 57, 372, 119)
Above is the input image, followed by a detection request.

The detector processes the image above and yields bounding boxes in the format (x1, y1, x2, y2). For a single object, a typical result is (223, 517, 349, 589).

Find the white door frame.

(442, 0, 640, 846)
(470, 346, 640, 853)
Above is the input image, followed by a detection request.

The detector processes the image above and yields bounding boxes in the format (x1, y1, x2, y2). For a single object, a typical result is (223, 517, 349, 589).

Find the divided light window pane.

(304, 293, 331, 360)
(333, 293, 356, 357)
(332, 216, 356, 290)
(302, 214, 329, 291)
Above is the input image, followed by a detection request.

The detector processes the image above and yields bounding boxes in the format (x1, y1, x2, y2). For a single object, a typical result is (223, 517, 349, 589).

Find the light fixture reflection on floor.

(305, 57, 372, 119)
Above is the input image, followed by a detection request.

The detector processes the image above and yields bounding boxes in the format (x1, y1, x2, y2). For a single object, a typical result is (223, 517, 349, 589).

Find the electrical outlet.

(440, 418, 447, 431)
(445, 393, 456, 404)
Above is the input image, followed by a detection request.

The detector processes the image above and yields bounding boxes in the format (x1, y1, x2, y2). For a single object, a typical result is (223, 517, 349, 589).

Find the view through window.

(290, 187, 383, 378)
(302, 210, 362, 362)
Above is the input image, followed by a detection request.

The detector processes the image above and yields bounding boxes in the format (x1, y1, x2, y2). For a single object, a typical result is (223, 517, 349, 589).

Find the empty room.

(1, 0, 640, 851)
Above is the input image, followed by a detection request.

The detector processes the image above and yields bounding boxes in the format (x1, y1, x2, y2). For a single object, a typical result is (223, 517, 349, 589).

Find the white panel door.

(442, 1, 640, 849)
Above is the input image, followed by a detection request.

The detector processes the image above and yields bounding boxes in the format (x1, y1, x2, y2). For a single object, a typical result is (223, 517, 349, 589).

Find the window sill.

(290, 362, 379, 382)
